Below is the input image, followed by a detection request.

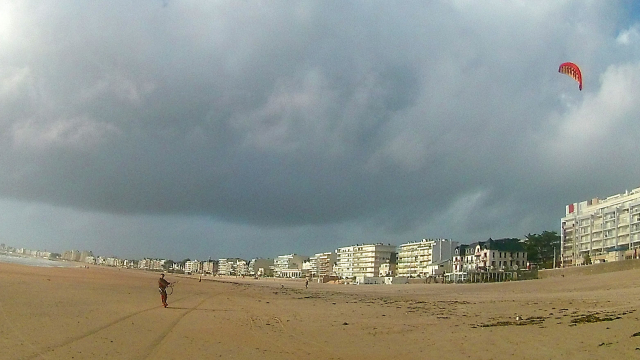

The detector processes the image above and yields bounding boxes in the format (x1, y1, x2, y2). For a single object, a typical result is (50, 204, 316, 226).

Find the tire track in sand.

(142, 293, 222, 360)
(20, 292, 201, 360)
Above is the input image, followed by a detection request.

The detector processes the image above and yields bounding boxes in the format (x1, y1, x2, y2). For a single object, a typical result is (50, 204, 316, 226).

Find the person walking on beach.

(305, 278, 309, 289)
(158, 273, 171, 308)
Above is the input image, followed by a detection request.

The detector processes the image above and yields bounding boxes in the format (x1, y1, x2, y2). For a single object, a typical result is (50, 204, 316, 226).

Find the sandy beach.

(2, 262, 640, 359)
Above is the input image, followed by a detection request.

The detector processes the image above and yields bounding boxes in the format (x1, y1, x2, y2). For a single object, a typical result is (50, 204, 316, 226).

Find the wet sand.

(2, 262, 640, 359)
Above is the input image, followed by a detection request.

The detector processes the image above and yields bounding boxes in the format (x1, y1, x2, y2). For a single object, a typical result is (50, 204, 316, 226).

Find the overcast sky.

(1, 1, 639, 261)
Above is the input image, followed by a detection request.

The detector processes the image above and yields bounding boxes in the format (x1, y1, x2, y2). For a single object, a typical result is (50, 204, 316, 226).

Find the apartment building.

(217, 258, 248, 276)
(217, 258, 231, 275)
(309, 252, 337, 278)
(273, 254, 307, 277)
(561, 186, 640, 266)
(334, 243, 396, 282)
(396, 239, 458, 277)
(105, 257, 123, 267)
(137, 258, 166, 271)
(202, 260, 217, 275)
(236, 259, 248, 276)
(62, 250, 82, 262)
(184, 260, 202, 274)
(452, 238, 527, 272)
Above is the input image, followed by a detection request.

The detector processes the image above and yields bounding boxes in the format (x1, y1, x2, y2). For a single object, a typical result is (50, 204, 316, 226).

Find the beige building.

(396, 239, 458, 277)
(248, 258, 273, 277)
(561, 186, 640, 266)
(334, 243, 396, 282)
(309, 252, 337, 278)
(202, 260, 217, 274)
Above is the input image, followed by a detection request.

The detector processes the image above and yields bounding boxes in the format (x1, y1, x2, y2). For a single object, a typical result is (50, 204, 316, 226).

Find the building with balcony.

(105, 257, 123, 267)
(184, 260, 202, 274)
(217, 258, 248, 276)
(138, 258, 166, 271)
(217, 259, 231, 275)
(453, 238, 527, 272)
(309, 252, 337, 278)
(62, 250, 82, 262)
(396, 239, 458, 277)
(334, 243, 396, 282)
(273, 254, 307, 277)
(561, 186, 640, 266)
(202, 260, 217, 274)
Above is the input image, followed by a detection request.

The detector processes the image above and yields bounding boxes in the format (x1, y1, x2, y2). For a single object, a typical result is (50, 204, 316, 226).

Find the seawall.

(538, 258, 640, 278)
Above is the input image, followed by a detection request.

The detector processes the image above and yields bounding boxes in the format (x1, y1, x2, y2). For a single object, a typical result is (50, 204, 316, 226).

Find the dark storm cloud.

(1, 1, 640, 258)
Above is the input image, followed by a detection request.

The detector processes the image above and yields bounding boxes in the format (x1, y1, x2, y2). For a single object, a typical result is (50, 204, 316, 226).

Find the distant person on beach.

(158, 273, 171, 308)
(305, 278, 309, 289)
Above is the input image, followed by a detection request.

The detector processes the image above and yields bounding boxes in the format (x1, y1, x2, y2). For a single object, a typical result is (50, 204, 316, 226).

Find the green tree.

(177, 258, 190, 268)
(583, 253, 592, 265)
(524, 231, 560, 268)
(163, 260, 174, 272)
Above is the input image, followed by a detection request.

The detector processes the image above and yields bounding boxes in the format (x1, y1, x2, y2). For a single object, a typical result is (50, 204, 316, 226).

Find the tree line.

(523, 231, 560, 269)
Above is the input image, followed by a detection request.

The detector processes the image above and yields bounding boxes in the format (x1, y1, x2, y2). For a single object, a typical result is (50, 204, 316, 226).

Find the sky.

(1, 0, 640, 261)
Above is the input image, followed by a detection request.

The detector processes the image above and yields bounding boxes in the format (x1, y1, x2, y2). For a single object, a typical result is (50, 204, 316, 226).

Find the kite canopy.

(558, 62, 582, 91)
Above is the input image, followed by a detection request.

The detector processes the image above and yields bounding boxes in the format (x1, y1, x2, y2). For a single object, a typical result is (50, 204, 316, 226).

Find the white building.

(396, 239, 458, 277)
(138, 258, 165, 271)
(453, 239, 527, 272)
(235, 259, 248, 276)
(217, 258, 248, 276)
(273, 254, 307, 277)
(123, 259, 136, 268)
(217, 259, 231, 275)
(301, 259, 313, 276)
(280, 269, 303, 278)
(334, 243, 396, 282)
(105, 257, 122, 267)
(379, 262, 394, 277)
(561, 186, 640, 266)
(184, 260, 202, 274)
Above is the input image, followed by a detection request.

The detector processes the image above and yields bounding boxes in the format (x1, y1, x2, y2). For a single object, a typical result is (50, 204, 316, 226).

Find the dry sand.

(2, 262, 640, 359)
